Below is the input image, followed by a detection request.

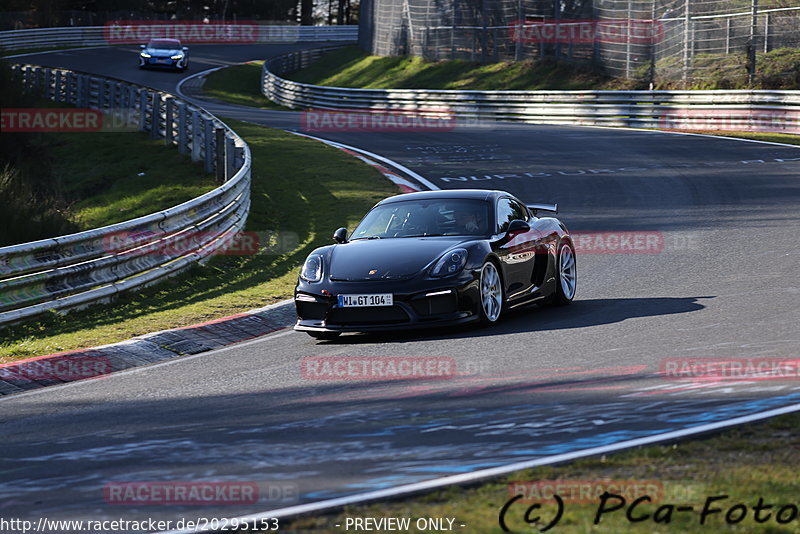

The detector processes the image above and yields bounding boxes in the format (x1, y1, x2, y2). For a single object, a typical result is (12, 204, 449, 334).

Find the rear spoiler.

(526, 203, 558, 216)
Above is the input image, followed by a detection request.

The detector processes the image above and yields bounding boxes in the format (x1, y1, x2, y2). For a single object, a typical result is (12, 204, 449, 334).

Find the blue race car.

(138, 38, 189, 71)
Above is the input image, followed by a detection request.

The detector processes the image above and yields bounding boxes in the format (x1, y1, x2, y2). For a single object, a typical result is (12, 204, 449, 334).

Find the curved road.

(1, 45, 799, 532)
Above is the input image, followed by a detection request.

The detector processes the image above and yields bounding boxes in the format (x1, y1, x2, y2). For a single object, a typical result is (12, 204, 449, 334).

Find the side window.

(496, 198, 528, 233)
(496, 199, 515, 233)
(509, 199, 529, 222)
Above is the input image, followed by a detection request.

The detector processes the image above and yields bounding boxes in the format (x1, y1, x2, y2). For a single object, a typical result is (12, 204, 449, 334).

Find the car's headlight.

(300, 254, 323, 282)
(171, 54, 183, 60)
(431, 248, 468, 277)
(140, 52, 151, 58)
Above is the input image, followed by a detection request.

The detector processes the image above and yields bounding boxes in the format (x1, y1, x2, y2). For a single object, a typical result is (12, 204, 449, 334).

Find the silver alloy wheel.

(480, 261, 502, 322)
(558, 243, 577, 300)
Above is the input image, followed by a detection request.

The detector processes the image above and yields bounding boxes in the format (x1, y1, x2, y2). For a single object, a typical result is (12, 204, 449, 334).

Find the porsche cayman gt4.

(294, 189, 576, 339)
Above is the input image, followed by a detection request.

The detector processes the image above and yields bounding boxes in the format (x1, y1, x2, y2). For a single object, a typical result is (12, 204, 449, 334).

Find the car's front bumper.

(294, 273, 480, 333)
(140, 56, 185, 69)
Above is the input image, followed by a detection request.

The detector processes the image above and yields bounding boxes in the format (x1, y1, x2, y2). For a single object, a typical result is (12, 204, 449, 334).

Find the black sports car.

(138, 38, 189, 71)
(294, 189, 576, 339)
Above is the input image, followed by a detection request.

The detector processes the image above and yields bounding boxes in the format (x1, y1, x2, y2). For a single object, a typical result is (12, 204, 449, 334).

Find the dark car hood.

(329, 237, 470, 281)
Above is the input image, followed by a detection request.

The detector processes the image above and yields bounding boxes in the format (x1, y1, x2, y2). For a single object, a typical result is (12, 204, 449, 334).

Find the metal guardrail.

(262, 48, 800, 134)
(0, 65, 252, 325)
(0, 25, 358, 52)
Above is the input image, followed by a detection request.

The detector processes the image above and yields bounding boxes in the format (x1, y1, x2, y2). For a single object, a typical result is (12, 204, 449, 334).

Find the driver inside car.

(453, 207, 480, 233)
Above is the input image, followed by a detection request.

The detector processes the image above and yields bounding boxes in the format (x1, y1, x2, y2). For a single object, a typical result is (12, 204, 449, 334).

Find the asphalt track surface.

(2, 45, 799, 531)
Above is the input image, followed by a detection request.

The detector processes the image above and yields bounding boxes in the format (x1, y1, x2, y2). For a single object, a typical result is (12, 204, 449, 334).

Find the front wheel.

(306, 331, 341, 341)
(542, 240, 576, 306)
(478, 260, 504, 325)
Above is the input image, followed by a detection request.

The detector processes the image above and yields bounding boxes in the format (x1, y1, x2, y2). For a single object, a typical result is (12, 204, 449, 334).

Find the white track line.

(291, 132, 440, 190)
(580, 124, 800, 149)
(162, 401, 800, 533)
(174, 65, 226, 100)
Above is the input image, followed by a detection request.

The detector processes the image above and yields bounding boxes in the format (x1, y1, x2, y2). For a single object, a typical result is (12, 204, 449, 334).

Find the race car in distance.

(294, 189, 576, 339)
(138, 39, 189, 71)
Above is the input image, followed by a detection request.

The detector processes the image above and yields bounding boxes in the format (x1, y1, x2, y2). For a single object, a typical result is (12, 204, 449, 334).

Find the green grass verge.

(203, 61, 292, 110)
(283, 411, 800, 533)
(285, 45, 800, 91)
(286, 46, 622, 90)
(54, 131, 217, 230)
(0, 121, 395, 362)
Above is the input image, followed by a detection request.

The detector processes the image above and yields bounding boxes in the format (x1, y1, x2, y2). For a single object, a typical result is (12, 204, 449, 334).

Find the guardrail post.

(225, 136, 236, 180)
(114, 82, 122, 109)
(98, 79, 106, 109)
(44, 69, 52, 100)
(177, 102, 188, 155)
(105, 81, 114, 111)
(191, 110, 201, 162)
(67, 72, 78, 105)
(204, 118, 214, 173)
(138, 89, 148, 132)
(127, 85, 136, 111)
(55, 70, 64, 102)
(149, 93, 159, 139)
(165, 98, 174, 146)
(215, 128, 225, 183)
(75, 74, 83, 107)
(32, 66, 40, 95)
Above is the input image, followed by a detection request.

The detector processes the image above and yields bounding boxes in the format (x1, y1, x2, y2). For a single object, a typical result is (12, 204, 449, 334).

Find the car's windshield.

(351, 199, 490, 239)
(148, 39, 181, 49)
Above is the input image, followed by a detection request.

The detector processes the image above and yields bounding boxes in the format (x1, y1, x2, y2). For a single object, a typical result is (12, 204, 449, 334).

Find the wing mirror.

(333, 227, 348, 244)
(506, 219, 530, 237)
(139, 44, 146, 49)
(182, 46, 189, 52)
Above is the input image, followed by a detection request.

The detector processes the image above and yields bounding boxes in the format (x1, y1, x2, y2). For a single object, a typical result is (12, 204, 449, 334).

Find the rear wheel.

(306, 331, 341, 341)
(478, 260, 504, 325)
(542, 240, 576, 306)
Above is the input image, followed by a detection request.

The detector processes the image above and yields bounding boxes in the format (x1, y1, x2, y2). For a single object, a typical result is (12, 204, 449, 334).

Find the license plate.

(157, 59, 170, 64)
(337, 294, 393, 307)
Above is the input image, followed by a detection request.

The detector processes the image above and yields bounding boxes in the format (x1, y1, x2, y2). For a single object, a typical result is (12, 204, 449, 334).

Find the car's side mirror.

(506, 219, 530, 237)
(333, 227, 348, 244)
(139, 44, 146, 49)
(182, 47, 188, 52)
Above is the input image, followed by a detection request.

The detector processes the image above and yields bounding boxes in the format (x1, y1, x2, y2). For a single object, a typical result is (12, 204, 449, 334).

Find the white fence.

(0, 65, 252, 325)
(0, 24, 358, 52)
(262, 47, 800, 133)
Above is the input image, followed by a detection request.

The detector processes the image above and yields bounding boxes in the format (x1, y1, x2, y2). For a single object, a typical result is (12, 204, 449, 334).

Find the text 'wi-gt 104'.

(294, 189, 576, 339)
(138, 38, 189, 71)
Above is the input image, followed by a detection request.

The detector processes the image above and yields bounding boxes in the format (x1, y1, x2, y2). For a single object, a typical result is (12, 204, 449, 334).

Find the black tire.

(478, 260, 505, 325)
(541, 239, 577, 307)
(306, 331, 341, 340)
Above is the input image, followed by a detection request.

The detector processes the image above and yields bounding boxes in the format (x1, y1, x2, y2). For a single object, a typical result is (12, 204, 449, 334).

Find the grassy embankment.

(202, 60, 291, 111)
(284, 45, 800, 91)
